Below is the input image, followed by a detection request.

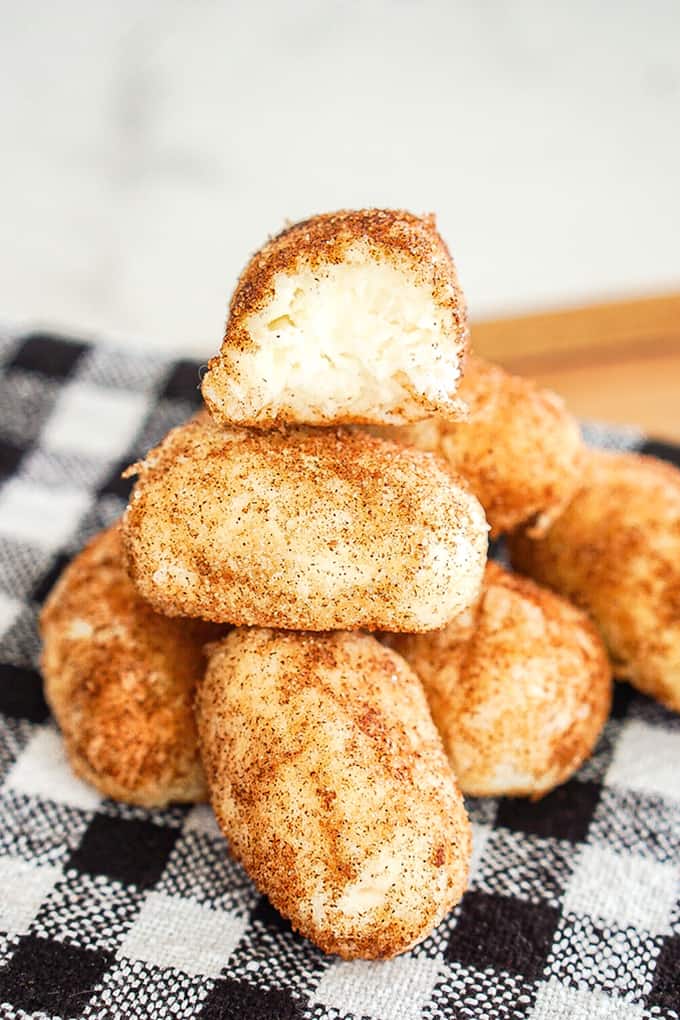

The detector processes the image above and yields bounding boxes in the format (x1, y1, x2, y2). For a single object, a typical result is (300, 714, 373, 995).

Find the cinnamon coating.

(386, 562, 612, 798)
(40, 524, 218, 807)
(386, 356, 584, 537)
(122, 416, 488, 632)
(510, 450, 680, 713)
(201, 209, 469, 428)
(196, 628, 471, 959)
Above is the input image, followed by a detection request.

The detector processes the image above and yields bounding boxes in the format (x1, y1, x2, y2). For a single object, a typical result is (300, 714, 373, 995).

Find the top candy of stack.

(201, 209, 469, 428)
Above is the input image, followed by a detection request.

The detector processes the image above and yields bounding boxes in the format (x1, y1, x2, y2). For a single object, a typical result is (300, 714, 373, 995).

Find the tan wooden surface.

(472, 294, 680, 441)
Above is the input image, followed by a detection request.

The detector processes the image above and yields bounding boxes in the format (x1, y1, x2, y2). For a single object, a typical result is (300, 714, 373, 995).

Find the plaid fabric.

(0, 328, 678, 1020)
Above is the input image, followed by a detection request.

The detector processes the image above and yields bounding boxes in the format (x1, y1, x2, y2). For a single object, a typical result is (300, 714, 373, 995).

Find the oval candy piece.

(122, 417, 487, 632)
(40, 524, 216, 807)
(510, 450, 680, 714)
(196, 628, 472, 959)
(387, 562, 612, 798)
(385, 356, 584, 538)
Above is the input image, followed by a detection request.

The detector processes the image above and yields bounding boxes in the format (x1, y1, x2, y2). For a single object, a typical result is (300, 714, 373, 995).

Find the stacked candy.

(40, 209, 680, 960)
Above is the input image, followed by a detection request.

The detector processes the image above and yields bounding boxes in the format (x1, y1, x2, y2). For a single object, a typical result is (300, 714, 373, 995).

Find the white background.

(1, 1, 679, 357)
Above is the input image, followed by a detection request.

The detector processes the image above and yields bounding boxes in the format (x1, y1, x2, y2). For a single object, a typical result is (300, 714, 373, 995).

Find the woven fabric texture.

(0, 329, 678, 1020)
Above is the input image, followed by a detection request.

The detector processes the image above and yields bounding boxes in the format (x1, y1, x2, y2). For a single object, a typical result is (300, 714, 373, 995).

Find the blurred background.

(1, 1, 679, 429)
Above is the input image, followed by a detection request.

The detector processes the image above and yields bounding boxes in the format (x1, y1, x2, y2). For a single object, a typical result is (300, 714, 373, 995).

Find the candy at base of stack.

(509, 449, 680, 714)
(385, 561, 612, 799)
(196, 627, 472, 959)
(40, 523, 219, 807)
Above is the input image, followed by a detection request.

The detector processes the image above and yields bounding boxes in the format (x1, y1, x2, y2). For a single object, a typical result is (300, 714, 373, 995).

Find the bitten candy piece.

(122, 417, 488, 632)
(201, 209, 469, 428)
(386, 356, 584, 538)
(195, 628, 472, 959)
(510, 450, 680, 714)
(386, 562, 612, 798)
(40, 524, 217, 807)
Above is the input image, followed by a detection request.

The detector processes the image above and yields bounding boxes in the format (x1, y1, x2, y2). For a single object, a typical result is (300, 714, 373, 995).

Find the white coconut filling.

(207, 259, 462, 420)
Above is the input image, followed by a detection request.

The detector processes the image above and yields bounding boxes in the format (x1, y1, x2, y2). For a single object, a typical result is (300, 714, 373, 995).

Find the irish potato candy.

(122, 416, 488, 632)
(40, 525, 214, 807)
(201, 209, 469, 428)
(510, 450, 680, 713)
(385, 355, 584, 538)
(196, 628, 471, 959)
(387, 562, 612, 798)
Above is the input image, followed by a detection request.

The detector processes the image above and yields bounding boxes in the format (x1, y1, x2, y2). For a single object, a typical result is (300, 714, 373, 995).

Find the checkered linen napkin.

(0, 329, 678, 1020)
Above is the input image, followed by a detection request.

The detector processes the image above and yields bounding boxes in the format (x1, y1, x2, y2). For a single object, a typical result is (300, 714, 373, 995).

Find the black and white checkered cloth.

(0, 329, 678, 1020)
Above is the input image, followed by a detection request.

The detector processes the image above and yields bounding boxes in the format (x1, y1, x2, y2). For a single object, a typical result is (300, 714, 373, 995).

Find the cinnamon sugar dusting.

(226, 209, 465, 340)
